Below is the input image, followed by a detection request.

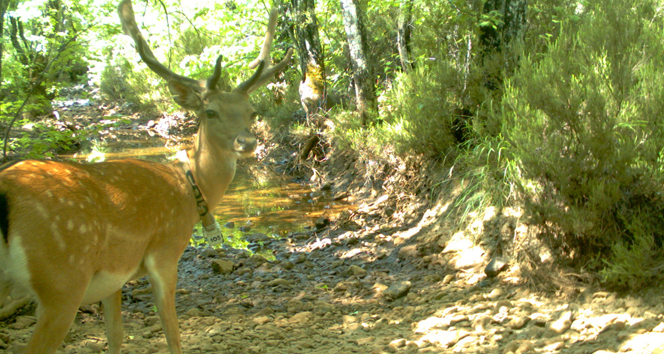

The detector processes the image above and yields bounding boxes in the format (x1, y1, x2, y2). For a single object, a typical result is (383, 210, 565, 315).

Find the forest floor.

(2, 88, 664, 354)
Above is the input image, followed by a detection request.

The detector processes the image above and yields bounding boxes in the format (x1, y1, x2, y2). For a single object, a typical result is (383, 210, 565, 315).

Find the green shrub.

(331, 61, 464, 159)
(501, 0, 664, 288)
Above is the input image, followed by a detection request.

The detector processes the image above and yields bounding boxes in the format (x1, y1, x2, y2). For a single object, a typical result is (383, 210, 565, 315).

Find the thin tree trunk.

(339, 0, 375, 125)
(291, 0, 326, 120)
(0, 0, 9, 96)
(478, 0, 528, 90)
(397, 0, 414, 72)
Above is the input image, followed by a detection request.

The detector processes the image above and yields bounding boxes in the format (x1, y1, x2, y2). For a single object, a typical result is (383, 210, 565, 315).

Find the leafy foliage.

(501, 0, 664, 288)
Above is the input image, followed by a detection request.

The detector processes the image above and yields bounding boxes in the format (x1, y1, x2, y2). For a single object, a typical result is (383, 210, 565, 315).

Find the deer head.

(118, 0, 292, 207)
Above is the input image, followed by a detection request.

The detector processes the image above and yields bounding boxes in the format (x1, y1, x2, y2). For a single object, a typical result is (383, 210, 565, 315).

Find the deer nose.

(234, 130, 257, 153)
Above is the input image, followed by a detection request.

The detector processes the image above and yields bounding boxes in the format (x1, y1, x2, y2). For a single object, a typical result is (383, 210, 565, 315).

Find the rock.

(289, 311, 314, 324)
(442, 274, 455, 284)
(253, 316, 271, 325)
(211, 259, 234, 274)
(247, 232, 270, 242)
(84, 340, 105, 352)
(245, 254, 268, 268)
(144, 316, 160, 326)
(484, 257, 508, 278)
(200, 247, 218, 258)
(187, 308, 204, 317)
(507, 316, 531, 330)
(315, 217, 330, 229)
(348, 265, 367, 277)
(223, 221, 235, 229)
(11, 316, 36, 329)
(383, 281, 412, 300)
(289, 252, 306, 264)
(546, 311, 573, 336)
(267, 278, 291, 287)
(234, 267, 253, 277)
(398, 245, 418, 259)
(485, 288, 504, 300)
(280, 260, 295, 270)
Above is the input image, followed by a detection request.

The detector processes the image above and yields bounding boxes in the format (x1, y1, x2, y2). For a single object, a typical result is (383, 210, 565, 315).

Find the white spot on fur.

(34, 203, 49, 219)
(50, 223, 66, 250)
(67, 220, 74, 231)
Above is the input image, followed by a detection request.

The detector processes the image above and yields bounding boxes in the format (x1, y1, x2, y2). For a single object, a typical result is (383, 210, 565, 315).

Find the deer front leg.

(101, 289, 124, 354)
(146, 254, 182, 354)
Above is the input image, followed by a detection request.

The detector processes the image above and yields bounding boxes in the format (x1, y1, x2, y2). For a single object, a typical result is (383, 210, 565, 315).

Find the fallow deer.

(0, 0, 291, 352)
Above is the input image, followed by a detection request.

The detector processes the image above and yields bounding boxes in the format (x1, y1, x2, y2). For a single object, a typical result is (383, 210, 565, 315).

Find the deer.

(0, 0, 291, 352)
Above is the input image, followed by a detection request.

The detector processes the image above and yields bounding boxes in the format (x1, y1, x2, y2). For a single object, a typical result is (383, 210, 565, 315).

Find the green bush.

(331, 61, 463, 159)
(501, 0, 664, 288)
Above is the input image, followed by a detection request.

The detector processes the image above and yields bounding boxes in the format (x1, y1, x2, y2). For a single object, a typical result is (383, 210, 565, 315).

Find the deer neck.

(183, 133, 238, 213)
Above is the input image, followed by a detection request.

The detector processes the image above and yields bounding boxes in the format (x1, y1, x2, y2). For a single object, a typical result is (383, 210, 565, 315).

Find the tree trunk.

(0, 0, 12, 96)
(397, 0, 414, 72)
(339, 0, 375, 125)
(478, 0, 528, 90)
(290, 0, 326, 120)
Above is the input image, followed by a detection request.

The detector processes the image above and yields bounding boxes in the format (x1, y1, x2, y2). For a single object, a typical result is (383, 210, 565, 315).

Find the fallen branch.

(0, 296, 31, 320)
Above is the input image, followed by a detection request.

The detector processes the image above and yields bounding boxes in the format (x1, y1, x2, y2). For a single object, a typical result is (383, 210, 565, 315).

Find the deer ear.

(168, 81, 201, 110)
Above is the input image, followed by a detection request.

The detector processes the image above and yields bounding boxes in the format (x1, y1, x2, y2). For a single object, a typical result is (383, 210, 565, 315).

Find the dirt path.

(3, 204, 664, 354)
(2, 93, 664, 353)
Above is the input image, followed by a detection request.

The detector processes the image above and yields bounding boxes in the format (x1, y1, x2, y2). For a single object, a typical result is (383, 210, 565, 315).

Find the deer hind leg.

(145, 254, 182, 354)
(22, 296, 83, 354)
(101, 289, 124, 354)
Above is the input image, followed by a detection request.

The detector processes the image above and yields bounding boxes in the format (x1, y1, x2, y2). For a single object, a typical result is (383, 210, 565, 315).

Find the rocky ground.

(4, 214, 664, 354)
(2, 89, 664, 353)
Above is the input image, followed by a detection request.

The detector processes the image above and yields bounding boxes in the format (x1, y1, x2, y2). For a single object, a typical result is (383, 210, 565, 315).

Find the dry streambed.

(2, 220, 664, 354)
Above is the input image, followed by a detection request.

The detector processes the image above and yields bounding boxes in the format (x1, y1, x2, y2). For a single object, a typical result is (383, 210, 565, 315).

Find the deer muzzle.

(234, 130, 257, 155)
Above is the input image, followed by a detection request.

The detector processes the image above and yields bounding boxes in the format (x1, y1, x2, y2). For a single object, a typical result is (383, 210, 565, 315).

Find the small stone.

(507, 316, 530, 330)
(200, 247, 217, 258)
(253, 316, 271, 325)
(348, 265, 367, 277)
(315, 217, 330, 229)
(546, 311, 573, 336)
(84, 340, 105, 352)
(289, 252, 306, 264)
(187, 308, 204, 317)
(485, 257, 508, 278)
(486, 288, 504, 300)
(245, 254, 267, 268)
(289, 311, 314, 324)
(280, 260, 295, 270)
(383, 281, 412, 300)
(210, 259, 234, 274)
(11, 316, 36, 330)
(144, 316, 160, 326)
(267, 278, 291, 287)
(223, 221, 235, 229)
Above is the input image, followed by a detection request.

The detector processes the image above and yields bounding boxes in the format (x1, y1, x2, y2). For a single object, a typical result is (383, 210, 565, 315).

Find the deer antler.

(118, 0, 205, 91)
(119, 0, 290, 94)
(236, 8, 293, 94)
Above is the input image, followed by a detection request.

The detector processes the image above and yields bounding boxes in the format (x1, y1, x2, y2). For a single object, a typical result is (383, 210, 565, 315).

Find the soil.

(2, 88, 664, 354)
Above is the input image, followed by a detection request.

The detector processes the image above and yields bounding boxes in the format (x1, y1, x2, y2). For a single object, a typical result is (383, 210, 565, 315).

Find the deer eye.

(205, 110, 218, 119)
